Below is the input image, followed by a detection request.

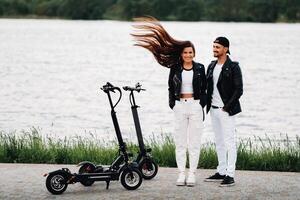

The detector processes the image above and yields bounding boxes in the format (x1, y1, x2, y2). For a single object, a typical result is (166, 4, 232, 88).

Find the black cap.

(214, 37, 230, 54)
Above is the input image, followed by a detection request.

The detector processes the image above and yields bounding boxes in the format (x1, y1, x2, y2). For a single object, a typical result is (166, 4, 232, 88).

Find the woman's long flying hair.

(131, 16, 195, 68)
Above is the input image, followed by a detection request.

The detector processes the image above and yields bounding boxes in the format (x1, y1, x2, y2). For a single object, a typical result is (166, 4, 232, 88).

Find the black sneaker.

(204, 173, 225, 182)
(220, 176, 235, 187)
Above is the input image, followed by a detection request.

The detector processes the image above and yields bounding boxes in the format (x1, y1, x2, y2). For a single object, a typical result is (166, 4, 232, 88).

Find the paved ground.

(0, 163, 299, 200)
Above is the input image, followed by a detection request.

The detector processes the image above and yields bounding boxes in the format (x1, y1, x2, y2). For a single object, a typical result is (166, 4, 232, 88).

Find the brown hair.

(131, 16, 195, 68)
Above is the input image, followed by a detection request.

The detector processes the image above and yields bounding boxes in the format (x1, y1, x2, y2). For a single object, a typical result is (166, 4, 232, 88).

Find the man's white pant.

(173, 98, 203, 173)
(210, 108, 237, 177)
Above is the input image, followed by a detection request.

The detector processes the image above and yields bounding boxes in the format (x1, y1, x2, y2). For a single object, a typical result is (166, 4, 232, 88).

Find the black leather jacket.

(206, 56, 243, 116)
(168, 61, 207, 109)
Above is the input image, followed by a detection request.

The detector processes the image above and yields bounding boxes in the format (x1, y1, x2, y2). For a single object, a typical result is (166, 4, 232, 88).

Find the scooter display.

(123, 83, 158, 179)
(44, 82, 143, 195)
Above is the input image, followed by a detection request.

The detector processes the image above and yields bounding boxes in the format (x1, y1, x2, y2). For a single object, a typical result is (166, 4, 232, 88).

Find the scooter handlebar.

(123, 83, 146, 92)
(101, 82, 121, 93)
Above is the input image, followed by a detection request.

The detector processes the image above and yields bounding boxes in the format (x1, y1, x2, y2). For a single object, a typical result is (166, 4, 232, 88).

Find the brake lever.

(135, 82, 146, 92)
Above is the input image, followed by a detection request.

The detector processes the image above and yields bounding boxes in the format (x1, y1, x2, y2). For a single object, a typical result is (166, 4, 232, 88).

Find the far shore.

(0, 16, 299, 23)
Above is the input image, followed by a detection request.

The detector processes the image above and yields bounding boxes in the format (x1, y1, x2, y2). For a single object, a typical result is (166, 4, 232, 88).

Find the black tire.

(78, 164, 95, 186)
(46, 172, 68, 195)
(139, 159, 158, 180)
(120, 168, 142, 190)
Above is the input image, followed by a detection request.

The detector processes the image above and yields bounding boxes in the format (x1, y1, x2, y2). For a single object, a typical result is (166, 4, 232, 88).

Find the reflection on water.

(0, 19, 299, 141)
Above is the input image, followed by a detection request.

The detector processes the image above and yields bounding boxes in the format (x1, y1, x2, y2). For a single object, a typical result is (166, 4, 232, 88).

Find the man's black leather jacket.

(206, 56, 243, 116)
(168, 61, 207, 109)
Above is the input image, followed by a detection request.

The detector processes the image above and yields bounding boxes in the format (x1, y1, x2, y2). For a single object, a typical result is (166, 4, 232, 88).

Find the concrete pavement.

(0, 163, 299, 200)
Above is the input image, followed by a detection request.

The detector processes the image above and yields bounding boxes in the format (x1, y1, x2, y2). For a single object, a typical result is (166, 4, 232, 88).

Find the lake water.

(0, 19, 299, 142)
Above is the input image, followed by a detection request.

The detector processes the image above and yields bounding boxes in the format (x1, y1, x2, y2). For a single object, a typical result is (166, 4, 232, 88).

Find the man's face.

(213, 43, 228, 57)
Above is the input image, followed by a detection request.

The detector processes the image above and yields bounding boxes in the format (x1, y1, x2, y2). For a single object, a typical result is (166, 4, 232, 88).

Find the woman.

(132, 16, 207, 186)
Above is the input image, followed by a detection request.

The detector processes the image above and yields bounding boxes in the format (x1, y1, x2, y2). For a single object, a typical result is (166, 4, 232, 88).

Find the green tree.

(203, 0, 250, 21)
(0, 0, 30, 16)
(0, 0, 9, 15)
(0, 0, 299, 22)
(173, 0, 204, 21)
(151, 0, 174, 20)
(35, 0, 63, 16)
(283, 0, 300, 21)
(58, 0, 116, 19)
(247, 0, 280, 22)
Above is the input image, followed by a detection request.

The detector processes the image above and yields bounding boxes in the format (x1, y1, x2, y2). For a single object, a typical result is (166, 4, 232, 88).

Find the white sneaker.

(176, 172, 186, 186)
(186, 172, 196, 187)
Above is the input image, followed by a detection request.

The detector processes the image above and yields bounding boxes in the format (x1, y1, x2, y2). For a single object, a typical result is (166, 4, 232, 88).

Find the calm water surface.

(0, 19, 299, 142)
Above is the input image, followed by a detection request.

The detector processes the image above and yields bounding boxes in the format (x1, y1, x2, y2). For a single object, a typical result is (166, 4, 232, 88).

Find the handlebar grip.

(106, 82, 114, 88)
(101, 82, 121, 93)
(123, 83, 145, 92)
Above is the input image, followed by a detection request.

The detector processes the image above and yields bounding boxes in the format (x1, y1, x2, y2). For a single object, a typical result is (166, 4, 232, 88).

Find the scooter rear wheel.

(120, 168, 142, 190)
(78, 164, 95, 186)
(46, 172, 68, 195)
(139, 159, 158, 179)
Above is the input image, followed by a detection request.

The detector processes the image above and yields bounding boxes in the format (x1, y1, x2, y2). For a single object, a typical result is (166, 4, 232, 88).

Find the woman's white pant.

(173, 98, 203, 173)
(210, 108, 237, 177)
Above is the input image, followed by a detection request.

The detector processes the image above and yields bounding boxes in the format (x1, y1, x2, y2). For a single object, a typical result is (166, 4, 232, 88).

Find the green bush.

(0, 128, 299, 172)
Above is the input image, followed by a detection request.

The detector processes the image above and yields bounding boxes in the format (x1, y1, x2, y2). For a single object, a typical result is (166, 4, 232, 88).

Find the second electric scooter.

(123, 83, 158, 179)
(44, 82, 143, 195)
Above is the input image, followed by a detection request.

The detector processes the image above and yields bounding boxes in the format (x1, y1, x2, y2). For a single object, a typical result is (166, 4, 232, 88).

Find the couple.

(132, 17, 243, 187)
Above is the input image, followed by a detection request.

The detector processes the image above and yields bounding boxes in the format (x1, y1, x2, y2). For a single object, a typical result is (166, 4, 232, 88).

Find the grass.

(0, 128, 299, 172)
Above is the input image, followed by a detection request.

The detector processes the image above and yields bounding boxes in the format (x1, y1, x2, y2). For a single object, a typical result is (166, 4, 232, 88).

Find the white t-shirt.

(212, 64, 224, 107)
(181, 69, 193, 94)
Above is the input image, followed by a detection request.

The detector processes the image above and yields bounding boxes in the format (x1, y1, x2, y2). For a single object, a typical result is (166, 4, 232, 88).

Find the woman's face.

(181, 47, 195, 63)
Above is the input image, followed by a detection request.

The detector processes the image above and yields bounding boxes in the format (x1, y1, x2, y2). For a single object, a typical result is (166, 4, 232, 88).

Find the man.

(205, 37, 243, 187)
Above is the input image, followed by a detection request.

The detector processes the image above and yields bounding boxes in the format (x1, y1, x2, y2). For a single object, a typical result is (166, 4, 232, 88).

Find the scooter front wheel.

(120, 168, 142, 190)
(139, 159, 158, 179)
(46, 172, 68, 195)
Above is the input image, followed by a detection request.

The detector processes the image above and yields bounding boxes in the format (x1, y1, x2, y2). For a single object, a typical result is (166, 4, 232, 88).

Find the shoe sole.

(219, 183, 235, 187)
(186, 183, 195, 187)
(176, 182, 186, 186)
(204, 179, 224, 182)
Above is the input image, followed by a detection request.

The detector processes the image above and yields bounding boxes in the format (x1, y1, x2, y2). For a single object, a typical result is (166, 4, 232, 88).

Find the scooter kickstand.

(106, 180, 110, 189)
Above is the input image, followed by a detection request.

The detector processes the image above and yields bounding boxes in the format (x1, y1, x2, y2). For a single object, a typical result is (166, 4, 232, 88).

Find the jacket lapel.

(192, 61, 199, 80)
(217, 56, 231, 84)
(208, 61, 217, 79)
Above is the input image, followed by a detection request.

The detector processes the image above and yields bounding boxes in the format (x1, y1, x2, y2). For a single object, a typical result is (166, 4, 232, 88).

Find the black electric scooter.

(44, 82, 143, 195)
(123, 83, 158, 179)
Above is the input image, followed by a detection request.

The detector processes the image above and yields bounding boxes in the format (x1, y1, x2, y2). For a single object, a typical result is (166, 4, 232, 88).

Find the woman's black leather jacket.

(168, 61, 207, 109)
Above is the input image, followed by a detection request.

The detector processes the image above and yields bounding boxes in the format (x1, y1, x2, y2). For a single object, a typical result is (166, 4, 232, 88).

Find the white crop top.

(181, 69, 193, 94)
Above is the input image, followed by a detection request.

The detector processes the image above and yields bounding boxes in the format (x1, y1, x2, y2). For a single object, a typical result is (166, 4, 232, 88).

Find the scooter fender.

(129, 161, 139, 169)
(119, 161, 139, 173)
(44, 168, 73, 181)
(77, 161, 97, 168)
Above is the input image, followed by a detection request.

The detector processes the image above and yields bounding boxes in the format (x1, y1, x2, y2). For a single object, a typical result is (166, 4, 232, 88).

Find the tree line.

(0, 0, 299, 22)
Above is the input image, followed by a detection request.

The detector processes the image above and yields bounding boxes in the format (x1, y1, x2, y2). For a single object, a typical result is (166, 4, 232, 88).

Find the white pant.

(173, 98, 203, 173)
(210, 108, 237, 177)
